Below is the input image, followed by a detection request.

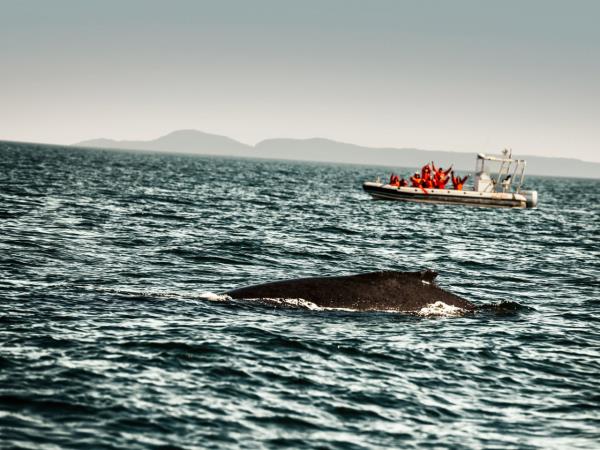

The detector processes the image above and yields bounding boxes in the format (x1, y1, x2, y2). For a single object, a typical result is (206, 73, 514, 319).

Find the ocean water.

(1, 141, 599, 449)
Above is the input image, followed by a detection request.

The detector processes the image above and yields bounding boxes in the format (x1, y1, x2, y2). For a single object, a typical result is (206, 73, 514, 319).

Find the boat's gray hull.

(363, 182, 527, 208)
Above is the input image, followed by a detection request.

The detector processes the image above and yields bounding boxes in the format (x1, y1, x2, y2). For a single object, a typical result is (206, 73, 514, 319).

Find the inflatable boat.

(363, 150, 538, 208)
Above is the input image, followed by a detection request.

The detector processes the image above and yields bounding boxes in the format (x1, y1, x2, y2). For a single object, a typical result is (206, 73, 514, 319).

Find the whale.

(225, 270, 476, 312)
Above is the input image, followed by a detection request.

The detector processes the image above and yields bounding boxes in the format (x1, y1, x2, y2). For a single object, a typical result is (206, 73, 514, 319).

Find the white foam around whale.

(197, 292, 232, 302)
(196, 293, 323, 310)
(197, 293, 468, 316)
(417, 301, 466, 317)
(261, 297, 323, 310)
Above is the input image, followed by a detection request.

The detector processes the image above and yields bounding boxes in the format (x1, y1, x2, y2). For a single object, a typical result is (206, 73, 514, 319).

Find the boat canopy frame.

(475, 149, 526, 193)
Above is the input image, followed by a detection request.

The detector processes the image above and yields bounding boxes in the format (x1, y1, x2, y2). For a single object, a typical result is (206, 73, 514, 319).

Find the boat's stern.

(521, 190, 538, 208)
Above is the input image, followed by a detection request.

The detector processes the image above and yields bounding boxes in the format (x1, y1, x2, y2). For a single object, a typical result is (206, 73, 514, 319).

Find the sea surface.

(1, 141, 599, 449)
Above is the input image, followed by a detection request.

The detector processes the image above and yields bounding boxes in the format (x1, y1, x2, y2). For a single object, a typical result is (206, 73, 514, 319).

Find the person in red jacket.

(431, 162, 453, 176)
(431, 162, 453, 189)
(434, 170, 450, 189)
(421, 164, 432, 182)
(410, 172, 422, 187)
(419, 164, 433, 188)
(450, 171, 469, 190)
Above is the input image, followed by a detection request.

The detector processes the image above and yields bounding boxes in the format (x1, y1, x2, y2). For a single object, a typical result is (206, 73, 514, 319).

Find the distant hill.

(254, 138, 600, 178)
(77, 129, 251, 155)
(74, 130, 599, 178)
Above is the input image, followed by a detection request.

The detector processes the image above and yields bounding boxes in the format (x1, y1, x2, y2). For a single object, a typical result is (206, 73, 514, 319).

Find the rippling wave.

(1, 142, 599, 449)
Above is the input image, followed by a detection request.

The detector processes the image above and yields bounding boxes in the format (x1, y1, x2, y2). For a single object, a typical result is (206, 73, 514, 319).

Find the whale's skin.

(225, 270, 475, 312)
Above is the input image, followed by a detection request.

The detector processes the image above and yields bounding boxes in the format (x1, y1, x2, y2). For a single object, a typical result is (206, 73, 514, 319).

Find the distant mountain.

(77, 129, 251, 155)
(75, 130, 600, 178)
(254, 138, 600, 178)
(255, 137, 470, 170)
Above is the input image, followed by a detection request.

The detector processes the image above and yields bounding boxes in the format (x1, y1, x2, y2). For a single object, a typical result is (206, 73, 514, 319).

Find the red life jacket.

(451, 176, 461, 190)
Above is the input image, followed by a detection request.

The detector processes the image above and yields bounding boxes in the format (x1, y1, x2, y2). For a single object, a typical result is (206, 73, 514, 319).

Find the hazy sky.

(1, 0, 599, 161)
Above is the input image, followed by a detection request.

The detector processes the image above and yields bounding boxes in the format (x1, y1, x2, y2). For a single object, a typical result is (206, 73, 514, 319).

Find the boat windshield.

(475, 149, 526, 193)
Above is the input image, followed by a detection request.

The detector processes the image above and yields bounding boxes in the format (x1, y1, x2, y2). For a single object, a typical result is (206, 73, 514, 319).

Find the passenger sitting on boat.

(431, 162, 453, 177)
(422, 173, 434, 188)
(421, 163, 432, 180)
(431, 163, 452, 189)
(420, 164, 435, 188)
(389, 174, 407, 187)
(410, 172, 422, 187)
(433, 174, 446, 189)
(434, 171, 450, 189)
(450, 171, 469, 190)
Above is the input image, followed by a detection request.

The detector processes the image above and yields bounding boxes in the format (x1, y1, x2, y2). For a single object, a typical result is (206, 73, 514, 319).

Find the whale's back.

(225, 270, 474, 312)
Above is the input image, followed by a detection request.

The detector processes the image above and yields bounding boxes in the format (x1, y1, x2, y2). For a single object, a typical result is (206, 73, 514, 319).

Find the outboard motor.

(521, 190, 538, 208)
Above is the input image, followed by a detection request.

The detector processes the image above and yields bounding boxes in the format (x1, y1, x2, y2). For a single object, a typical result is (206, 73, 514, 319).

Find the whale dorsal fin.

(419, 270, 438, 282)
